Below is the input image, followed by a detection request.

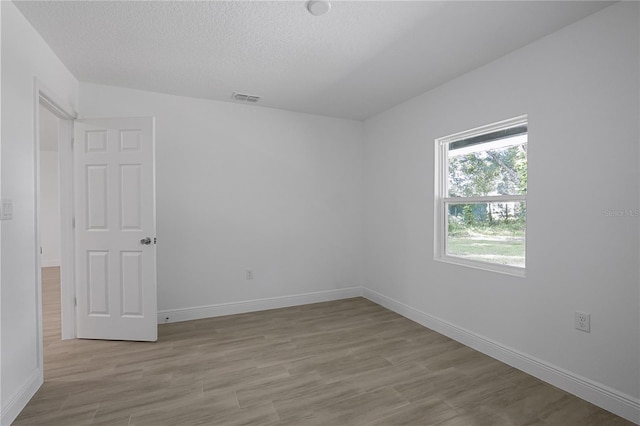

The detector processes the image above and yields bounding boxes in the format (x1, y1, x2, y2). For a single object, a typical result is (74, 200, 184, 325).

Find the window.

(435, 115, 527, 276)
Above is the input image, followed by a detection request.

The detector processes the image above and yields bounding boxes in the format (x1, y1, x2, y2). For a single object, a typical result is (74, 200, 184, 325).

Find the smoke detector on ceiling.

(232, 92, 260, 103)
(307, 1, 331, 16)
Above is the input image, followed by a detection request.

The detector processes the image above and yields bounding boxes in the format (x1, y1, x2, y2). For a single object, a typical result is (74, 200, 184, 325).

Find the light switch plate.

(1, 199, 13, 220)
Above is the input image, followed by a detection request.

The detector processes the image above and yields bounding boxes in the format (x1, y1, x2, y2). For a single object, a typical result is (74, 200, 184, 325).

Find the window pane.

(448, 135, 527, 197)
(447, 202, 525, 268)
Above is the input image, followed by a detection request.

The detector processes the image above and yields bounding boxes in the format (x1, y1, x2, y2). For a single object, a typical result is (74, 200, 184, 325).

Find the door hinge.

(72, 217, 75, 229)
(71, 137, 74, 150)
(40, 246, 43, 255)
(74, 297, 77, 307)
(154, 237, 157, 244)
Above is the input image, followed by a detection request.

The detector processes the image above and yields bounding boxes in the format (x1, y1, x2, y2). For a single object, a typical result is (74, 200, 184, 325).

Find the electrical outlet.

(246, 269, 254, 280)
(575, 311, 590, 332)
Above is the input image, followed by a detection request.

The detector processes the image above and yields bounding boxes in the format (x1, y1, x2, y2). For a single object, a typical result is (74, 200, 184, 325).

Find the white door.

(74, 117, 157, 341)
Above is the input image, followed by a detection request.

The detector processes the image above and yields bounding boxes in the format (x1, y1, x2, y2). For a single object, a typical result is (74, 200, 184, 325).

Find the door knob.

(140, 237, 152, 245)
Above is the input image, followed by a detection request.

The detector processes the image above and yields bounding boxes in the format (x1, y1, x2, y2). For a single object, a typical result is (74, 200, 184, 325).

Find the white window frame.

(434, 115, 527, 277)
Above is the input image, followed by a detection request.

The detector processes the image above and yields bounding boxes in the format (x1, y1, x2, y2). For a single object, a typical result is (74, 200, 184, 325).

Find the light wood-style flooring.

(14, 267, 632, 425)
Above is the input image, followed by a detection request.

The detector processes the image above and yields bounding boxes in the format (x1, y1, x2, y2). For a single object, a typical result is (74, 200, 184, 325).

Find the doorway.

(34, 83, 158, 358)
(35, 82, 78, 370)
(38, 104, 63, 351)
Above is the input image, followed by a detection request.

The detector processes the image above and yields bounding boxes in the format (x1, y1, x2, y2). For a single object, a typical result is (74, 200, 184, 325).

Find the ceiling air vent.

(232, 92, 260, 103)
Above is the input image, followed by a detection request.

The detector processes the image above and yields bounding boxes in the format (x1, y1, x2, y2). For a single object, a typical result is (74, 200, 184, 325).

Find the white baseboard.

(362, 288, 640, 425)
(0, 368, 43, 426)
(157, 287, 363, 324)
(40, 259, 60, 268)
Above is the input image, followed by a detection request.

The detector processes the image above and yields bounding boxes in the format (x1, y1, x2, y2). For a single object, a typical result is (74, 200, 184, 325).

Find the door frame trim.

(34, 78, 78, 366)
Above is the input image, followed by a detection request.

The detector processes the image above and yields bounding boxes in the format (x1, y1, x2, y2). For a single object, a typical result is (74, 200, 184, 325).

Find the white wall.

(363, 1, 639, 419)
(39, 106, 60, 268)
(39, 151, 60, 268)
(0, 2, 3, 417)
(0, 2, 79, 424)
(79, 83, 364, 313)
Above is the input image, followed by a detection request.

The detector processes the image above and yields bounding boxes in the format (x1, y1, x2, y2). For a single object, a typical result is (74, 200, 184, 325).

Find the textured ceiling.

(15, 1, 614, 120)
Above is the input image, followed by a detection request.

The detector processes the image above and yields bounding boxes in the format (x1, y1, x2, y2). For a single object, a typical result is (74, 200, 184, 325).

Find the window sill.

(436, 255, 526, 278)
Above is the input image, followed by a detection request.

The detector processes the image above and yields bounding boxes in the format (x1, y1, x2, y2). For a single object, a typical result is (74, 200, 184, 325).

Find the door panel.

(87, 250, 109, 316)
(120, 165, 142, 229)
(87, 165, 108, 229)
(121, 251, 143, 317)
(75, 117, 157, 341)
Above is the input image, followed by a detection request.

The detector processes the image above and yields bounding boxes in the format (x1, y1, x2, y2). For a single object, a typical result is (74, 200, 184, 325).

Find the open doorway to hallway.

(38, 104, 64, 363)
